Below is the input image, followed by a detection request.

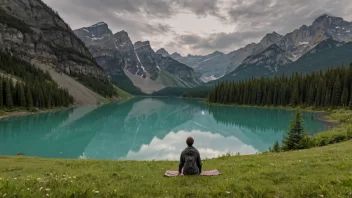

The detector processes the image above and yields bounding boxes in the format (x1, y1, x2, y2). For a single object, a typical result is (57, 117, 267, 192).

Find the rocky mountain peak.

(170, 52, 183, 60)
(211, 51, 225, 56)
(114, 30, 129, 39)
(240, 44, 292, 73)
(187, 54, 202, 58)
(314, 14, 336, 23)
(299, 25, 309, 30)
(75, 22, 112, 39)
(156, 48, 170, 57)
(113, 30, 133, 47)
(91, 22, 108, 27)
(134, 41, 151, 49)
(312, 14, 346, 27)
(260, 31, 284, 46)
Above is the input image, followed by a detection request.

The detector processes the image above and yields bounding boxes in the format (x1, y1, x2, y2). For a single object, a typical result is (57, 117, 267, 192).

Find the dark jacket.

(178, 146, 202, 175)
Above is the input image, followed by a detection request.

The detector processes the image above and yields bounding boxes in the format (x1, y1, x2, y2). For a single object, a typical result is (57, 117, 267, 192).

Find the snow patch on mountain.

(202, 55, 220, 63)
(134, 48, 146, 73)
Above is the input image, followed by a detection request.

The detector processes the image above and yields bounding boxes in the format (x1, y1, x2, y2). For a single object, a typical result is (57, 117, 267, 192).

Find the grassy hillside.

(109, 72, 146, 96)
(114, 86, 133, 100)
(0, 141, 351, 197)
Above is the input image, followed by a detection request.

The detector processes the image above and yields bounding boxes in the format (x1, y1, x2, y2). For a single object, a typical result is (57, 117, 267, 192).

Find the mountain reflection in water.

(0, 98, 327, 160)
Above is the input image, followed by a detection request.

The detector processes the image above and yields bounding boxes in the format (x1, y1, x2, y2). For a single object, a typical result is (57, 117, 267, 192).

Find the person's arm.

(178, 151, 185, 174)
(196, 151, 202, 173)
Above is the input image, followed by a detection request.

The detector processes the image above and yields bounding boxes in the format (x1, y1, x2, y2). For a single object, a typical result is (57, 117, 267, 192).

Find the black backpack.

(184, 154, 198, 174)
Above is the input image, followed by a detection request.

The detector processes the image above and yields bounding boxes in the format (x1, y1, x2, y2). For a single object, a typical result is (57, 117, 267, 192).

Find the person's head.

(186, 137, 194, 146)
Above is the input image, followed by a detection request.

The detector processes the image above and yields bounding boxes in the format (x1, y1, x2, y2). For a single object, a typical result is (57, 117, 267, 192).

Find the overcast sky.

(43, 0, 352, 56)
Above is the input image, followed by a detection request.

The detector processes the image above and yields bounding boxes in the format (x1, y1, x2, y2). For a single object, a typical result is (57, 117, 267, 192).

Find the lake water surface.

(0, 98, 329, 160)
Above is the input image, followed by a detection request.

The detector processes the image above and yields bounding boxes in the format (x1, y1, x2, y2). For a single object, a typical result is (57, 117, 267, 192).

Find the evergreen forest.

(0, 52, 73, 110)
(208, 63, 352, 109)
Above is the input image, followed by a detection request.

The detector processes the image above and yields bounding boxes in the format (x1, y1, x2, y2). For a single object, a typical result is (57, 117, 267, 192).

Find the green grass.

(1, 109, 352, 197)
(307, 110, 352, 146)
(0, 141, 352, 197)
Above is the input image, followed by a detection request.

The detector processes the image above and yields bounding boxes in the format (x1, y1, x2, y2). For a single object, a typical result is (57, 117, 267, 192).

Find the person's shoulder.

(193, 147, 200, 153)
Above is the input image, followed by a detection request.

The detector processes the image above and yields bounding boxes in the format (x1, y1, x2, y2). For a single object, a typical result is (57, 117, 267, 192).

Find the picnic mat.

(164, 170, 220, 177)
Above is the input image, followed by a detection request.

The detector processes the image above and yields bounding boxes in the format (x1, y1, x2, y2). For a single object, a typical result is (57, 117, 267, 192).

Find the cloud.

(43, 0, 352, 55)
(227, 0, 352, 33)
(166, 31, 263, 55)
(121, 130, 258, 160)
(164, 0, 352, 55)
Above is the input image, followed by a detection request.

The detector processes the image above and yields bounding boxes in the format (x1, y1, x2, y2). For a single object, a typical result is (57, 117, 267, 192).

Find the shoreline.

(1, 98, 349, 160)
(0, 107, 73, 120)
(0, 96, 130, 120)
(1, 97, 341, 127)
(203, 101, 341, 125)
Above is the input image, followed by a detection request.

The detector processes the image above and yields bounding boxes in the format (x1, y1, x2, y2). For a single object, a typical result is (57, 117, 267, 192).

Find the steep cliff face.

(227, 32, 285, 73)
(75, 23, 201, 94)
(0, 0, 105, 78)
(220, 44, 292, 82)
(0, 0, 111, 104)
(155, 48, 170, 57)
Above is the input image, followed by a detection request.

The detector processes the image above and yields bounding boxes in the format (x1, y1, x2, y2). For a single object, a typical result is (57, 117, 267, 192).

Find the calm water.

(0, 98, 329, 160)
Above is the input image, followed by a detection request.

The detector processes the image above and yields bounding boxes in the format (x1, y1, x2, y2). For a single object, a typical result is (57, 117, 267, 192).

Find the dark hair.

(186, 137, 194, 146)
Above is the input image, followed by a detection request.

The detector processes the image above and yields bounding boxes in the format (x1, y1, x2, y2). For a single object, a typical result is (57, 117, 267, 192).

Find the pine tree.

(349, 84, 352, 108)
(290, 82, 300, 106)
(307, 84, 315, 106)
(0, 77, 3, 109)
(341, 87, 349, 107)
(26, 86, 33, 110)
(314, 83, 322, 107)
(272, 140, 280, 152)
(349, 85, 352, 108)
(10, 79, 16, 100)
(325, 78, 334, 107)
(5, 79, 13, 109)
(332, 76, 341, 107)
(282, 111, 307, 151)
(18, 83, 26, 107)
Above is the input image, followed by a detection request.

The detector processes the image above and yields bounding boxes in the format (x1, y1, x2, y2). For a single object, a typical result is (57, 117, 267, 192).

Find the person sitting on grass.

(178, 137, 202, 176)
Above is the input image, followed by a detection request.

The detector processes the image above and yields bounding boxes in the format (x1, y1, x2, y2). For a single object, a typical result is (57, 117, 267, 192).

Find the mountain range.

(1, 0, 351, 97)
(163, 14, 352, 85)
(217, 14, 352, 83)
(74, 23, 201, 94)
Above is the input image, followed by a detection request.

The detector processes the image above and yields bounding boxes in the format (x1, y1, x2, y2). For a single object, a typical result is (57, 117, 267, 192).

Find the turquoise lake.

(0, 98, 330, 160)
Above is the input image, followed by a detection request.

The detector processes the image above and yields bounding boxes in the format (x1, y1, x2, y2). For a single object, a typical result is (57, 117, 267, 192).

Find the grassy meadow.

(0, 109, 351, 197)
